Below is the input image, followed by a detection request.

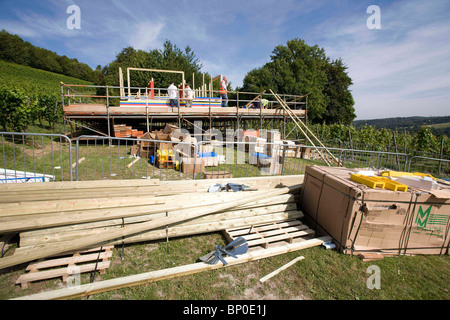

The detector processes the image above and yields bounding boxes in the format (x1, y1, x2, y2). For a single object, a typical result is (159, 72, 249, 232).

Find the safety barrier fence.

(0, 131, 448, 183)
(0, 132, 73, 182)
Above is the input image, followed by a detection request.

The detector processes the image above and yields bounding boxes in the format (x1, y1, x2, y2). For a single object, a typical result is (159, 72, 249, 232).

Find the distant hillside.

(0, 29, 98, 83)
(0, 60, 91, 96)
(353, 116, 450, 136)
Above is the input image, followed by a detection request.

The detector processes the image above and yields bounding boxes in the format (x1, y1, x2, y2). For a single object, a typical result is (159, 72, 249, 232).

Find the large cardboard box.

(299, 165, 450, 255)
(140, 146, 155, 159)
(181, 157, 205, 173)
(163, 124, 179, 135)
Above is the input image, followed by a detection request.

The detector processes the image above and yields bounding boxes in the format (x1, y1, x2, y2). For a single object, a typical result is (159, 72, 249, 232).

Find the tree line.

(240, 38, 355, 125)
(307, 123, 449, 157)
(1, 31, 355, 125)
(0, 30, 98, 83)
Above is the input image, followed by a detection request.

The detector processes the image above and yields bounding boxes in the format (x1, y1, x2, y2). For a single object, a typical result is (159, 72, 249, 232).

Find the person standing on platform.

(220, 76, 228, 108)
(185, 84, 194, 108)
(168, 81, 178, 108)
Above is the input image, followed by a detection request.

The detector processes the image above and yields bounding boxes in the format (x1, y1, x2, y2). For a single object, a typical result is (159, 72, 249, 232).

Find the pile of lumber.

(113, 124, 143, 138)
(0, 175, 304, 270)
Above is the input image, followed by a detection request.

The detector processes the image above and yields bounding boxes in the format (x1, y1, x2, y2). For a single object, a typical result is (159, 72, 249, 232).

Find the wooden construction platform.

(63, 104, 307, 120)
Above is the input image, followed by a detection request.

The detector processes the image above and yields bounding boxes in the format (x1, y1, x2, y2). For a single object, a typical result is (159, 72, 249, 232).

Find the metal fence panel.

(1, 131, 447, 182)
(0, 131, 73, 182)
(74, 135, 197, 181)
(408, 156, 450, 179)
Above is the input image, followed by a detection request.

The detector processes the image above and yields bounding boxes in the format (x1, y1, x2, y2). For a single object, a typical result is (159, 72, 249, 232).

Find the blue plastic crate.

(198, 152, 218, 157)
(250, 153, 271, 159)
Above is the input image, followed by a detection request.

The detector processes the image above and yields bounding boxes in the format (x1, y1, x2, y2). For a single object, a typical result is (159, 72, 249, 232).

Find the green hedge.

(0, 86, 63, 132)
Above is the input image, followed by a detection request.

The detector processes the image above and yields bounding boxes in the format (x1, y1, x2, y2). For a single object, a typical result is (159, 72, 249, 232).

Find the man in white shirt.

(167, 81, 179, 108)
(185, 84, 194, 108)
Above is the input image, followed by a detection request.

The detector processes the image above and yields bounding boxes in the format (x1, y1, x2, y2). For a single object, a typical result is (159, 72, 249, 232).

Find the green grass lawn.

(1, 231, 448, 300)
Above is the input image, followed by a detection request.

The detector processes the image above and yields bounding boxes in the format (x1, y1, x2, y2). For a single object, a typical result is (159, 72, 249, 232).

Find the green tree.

(0, 86, 34, 132)
(240, 38, 355, 124)
(102, 40, 205, 95)
(414, 127, 439, 153)
(322, 59, 355, 124)
(0, 29, 96, 82)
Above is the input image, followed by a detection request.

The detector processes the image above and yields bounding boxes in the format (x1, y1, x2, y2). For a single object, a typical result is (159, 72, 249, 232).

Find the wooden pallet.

(16, 246, 113, 289)
(223, 220, 315, 251)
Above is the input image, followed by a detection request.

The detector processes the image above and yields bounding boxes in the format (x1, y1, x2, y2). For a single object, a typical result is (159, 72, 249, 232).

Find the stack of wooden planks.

(0, 175, 304, 270)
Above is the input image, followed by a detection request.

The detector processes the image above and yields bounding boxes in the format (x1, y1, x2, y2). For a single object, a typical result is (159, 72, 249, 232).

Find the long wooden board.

(12, 236, 331, 300)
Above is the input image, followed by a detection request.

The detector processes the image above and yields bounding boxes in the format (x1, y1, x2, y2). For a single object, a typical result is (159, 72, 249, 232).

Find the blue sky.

(0, 0, 449, 120)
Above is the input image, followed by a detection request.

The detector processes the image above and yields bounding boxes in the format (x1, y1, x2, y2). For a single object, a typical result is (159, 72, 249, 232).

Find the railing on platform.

(60, 83, 307, 111)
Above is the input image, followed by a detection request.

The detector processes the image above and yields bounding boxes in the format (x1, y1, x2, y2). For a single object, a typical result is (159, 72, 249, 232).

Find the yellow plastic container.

(350, 174, 385, 189)
(372, 176, 408, 192)
(157, 149, 174, 162)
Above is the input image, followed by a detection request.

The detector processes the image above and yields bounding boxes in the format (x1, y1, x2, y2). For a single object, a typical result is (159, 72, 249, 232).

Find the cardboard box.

(163, 124, 179, 135)
(267, 130, 281, 142)
(299, 165, 450, 255)
(156, 142, 173, 152)
(130, 144, 141, 156)
(155, 131, 171, 141)
(201, 156, 219, 167)
(139, 146, 155, 159)
(140, 132, 156, 147)
(181, 157, 205, 173)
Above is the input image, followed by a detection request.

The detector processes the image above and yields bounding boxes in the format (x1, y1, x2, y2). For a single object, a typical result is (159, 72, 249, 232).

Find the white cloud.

(312, 0, 450, 120)
(0, 11, 85, 39)
(129, 22, 165, 51)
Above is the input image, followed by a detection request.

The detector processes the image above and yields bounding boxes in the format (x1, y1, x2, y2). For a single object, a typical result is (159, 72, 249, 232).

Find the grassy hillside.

(0, 60, 92, 96)
(353, 116, 450, 136)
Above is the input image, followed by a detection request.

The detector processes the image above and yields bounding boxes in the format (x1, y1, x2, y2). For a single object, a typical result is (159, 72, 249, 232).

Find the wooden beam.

(270, 90, 332, 166)
(259, 256, 305, 283)
(12, 236, 331, 300)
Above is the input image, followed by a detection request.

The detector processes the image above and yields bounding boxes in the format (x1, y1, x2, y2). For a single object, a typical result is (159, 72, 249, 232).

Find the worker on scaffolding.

(168, 81, 179, 108)
(261, 98, 269, 109)
(184, 84, 194, 108)
(220, 76, 228, 108)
